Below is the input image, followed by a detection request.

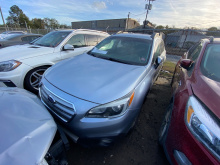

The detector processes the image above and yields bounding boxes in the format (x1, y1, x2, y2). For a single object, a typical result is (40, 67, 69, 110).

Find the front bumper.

(163, 97, 219, 165)
(39, 79, 139, 146)
(0, 64, 31, 88)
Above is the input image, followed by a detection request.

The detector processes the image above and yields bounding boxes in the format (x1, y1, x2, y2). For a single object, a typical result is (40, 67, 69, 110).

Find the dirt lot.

(65, 75, 173, 165)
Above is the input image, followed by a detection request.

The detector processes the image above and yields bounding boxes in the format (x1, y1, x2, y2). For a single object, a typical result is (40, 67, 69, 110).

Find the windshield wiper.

(107, 57, 130, 64)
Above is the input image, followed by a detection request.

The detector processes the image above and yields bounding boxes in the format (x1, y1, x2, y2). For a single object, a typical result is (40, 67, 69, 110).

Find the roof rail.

(151, 32, 165, 40)
(55, 28, 109, 34)
(75, 29, 109, 34)
(209, 36, 214, 43)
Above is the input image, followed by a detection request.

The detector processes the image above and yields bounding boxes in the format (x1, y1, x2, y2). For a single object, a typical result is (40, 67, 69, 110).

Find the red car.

(159, 37, 220, 165)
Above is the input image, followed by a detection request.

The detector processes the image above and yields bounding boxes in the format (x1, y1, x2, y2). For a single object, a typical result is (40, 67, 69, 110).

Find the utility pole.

(0, 7, 7, 31)
(144, 0, 155, 28)
(126, 12, 130, 31)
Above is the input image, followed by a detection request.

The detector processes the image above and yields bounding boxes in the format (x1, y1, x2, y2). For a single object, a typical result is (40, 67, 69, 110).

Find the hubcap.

(29, 68, 46, 90)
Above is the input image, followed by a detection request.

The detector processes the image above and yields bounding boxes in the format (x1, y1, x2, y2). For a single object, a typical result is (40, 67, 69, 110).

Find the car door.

(172, 42, 203, 94)
(60, 34, 88, 60)
(152, 39, 164, 82)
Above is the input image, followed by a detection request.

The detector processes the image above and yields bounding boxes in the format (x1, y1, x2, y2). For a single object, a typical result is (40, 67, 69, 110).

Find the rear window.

(201, 44, 220, 82)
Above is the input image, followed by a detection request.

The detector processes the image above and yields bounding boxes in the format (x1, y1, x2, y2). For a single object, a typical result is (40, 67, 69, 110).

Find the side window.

(28, 36, 40, 42)
(66, 34, 86, 48)
(187, 42, 203, 76)
(188, 42, 202, 61)
(85, 34, 99, 46)
(21, 36, 28, 42)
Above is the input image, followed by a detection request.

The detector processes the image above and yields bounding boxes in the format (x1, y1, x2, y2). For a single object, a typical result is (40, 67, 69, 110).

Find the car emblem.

(48, 95, 56, 104)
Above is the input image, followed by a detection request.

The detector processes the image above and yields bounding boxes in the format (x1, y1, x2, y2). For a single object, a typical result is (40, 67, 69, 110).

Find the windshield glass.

(89, 36, 152, 65)
(201, 44, 220, 82)
(34, 31, 71, 47)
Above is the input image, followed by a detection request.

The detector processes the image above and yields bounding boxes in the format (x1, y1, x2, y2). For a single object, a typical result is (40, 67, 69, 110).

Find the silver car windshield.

(34, 31, 71, 47)
(88, 36, 152, 66)
(201, 44, 220, 82)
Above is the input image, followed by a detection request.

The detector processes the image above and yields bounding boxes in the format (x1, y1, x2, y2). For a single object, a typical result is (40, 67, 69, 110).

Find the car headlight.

(0, 60, 22, 72)
(86, 92, 135, 118)
(185, 96, 220, 161)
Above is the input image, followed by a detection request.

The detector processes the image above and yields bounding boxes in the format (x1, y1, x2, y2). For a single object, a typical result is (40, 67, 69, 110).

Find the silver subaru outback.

(39, 33, 166, 146)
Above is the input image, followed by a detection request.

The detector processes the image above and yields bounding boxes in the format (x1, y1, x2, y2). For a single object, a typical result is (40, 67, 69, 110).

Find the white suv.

(0, 29, 109, 93)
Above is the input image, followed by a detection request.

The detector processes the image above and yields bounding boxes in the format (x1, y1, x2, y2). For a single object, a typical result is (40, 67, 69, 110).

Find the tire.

(24, 66, 49, 94)
(158, 104, 172, 146)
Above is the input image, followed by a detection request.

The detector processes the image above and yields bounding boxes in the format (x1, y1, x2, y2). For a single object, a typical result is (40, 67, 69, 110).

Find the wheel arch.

(23, 64, 52, 89)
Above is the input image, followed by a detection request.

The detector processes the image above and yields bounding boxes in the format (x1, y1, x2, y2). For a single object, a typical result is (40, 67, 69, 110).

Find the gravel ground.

(65, 76, 172, 165)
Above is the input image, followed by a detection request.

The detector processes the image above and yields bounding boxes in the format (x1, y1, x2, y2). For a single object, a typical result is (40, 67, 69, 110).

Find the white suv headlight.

(0, 60, 22, 72)
(86, 92, 135, 118)
(185, 96, 220, 161)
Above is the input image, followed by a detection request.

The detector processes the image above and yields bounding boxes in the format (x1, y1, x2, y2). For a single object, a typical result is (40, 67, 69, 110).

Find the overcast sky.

(0, 0, 220, 28)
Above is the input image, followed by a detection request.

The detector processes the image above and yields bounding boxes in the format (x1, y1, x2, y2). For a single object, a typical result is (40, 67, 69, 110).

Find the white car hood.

(0, 87, 57, 165)
(0, 44, 55, 61)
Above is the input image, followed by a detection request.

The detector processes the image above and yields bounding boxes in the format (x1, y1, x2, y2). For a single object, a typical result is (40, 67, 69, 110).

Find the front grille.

(40, 84, 75, 122)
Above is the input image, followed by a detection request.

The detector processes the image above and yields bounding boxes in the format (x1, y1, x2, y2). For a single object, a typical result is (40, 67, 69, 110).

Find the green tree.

(6, 5, 30, 28)
(43, 17, 59, 29)
(59, 24, 71, 29)
(155, 25, 164, 29)
(165, 25, 169, 29)
(207, 27, 220, 36)
(31, 18, 44, 29)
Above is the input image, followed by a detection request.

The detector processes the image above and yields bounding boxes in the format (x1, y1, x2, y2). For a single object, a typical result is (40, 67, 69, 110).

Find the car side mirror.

(156, 56, 162, 66)
(63, 44, 74, 51)
(180, 59, 193, 69)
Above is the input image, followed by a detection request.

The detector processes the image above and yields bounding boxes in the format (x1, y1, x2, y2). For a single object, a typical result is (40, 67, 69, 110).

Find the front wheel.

(24, 66, 49, 94)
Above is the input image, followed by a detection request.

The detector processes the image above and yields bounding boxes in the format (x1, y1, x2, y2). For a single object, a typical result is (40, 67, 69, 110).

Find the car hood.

(191, 73, 220, 119)
(0, 87, 57, 165)
(0, 44, 54, 61)
(45, 54, 146, 104)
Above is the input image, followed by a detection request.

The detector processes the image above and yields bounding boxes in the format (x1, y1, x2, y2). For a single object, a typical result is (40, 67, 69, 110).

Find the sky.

(0, 0, 220, 29)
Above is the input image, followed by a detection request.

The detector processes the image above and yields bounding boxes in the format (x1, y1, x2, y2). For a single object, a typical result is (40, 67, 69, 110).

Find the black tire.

(24, 66, 49, 94)
(158, 104, 172, 146)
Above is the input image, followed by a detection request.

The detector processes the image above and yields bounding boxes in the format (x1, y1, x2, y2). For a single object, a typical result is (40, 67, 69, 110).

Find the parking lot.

(65, 75, 172, 165)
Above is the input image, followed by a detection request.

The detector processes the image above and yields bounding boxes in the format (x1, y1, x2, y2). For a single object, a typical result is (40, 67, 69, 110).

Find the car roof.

(19, 33, 43, 36)
(54, 29, 109, 35)
(202, 37, 220, 44)
(112, 33, 153, 40)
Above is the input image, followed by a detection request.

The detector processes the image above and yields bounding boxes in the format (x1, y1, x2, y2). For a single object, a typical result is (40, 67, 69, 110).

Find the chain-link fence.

(0, 27, 53, 35)
(127, 29, 220, 55)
